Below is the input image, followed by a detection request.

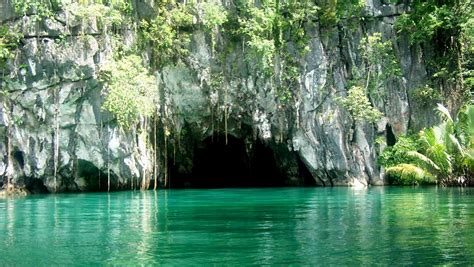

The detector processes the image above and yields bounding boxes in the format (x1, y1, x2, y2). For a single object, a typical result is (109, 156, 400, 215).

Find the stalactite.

(2, 71, 13, 193)
(98, 119, 102, 191)
(173, 141, 176, 166)
(141, 116, 148, 190)
(224, 84, 228, 145)
(107, 124, 111, 192)
(5, 102, 12, 193)
(53, 86, 60, 192)
(153, 112, 158, 191)
(211, 105, 214, 143)
(164, 126, 169, 188)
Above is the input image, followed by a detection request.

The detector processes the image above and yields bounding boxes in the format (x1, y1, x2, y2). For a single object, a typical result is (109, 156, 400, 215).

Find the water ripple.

(0, 187, 473, 265)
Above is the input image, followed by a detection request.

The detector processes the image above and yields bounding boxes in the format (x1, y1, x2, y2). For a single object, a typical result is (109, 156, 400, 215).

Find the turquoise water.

(1, 187, 473, 265)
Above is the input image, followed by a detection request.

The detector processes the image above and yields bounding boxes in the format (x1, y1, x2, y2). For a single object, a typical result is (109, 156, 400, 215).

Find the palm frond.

(436, 103, 453, 123)
(386, 164, 435, 185)
(449, 134, 465, 155)
(462, 149, 474, 172)
(456, 105, 474, 148)
(406, 151, 440, 172)
(419, 128, 436, 148)
(425, 144, 453, 175)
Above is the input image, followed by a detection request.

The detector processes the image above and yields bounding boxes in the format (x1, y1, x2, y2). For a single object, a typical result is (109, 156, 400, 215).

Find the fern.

(386, 164, 435, 185)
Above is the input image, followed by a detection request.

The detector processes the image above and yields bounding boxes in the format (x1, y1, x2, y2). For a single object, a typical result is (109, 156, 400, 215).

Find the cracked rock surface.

(0, 0, 445, 191)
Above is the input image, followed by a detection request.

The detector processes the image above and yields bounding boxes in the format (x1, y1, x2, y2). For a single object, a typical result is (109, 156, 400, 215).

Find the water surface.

(1, 187, 473, 265)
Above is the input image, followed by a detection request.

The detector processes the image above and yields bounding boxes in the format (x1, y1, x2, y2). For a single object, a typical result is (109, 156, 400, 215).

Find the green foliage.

(318, 0, 365, 27)
(63, 2, 125, 31)
(379, 135, 420, 168)
(275, 1, 318, 104)
(359, 33, 401, 80)
(357, 32, 401, 104)
(457, 105, 474, 148)
(229, 0, 319, 76)
(395, 0, 472, 104)
(12, 0, 53, 20)
(336, 85, 382, 123)
(140, 2, 193, 68)
(461, 2, 474, 95)
(395, 9, 435, 45)
(199, 1, 228, 31)
(198, 1, 228, 56)
(381, 104, 474, 185)
(411, 85, 442, 105)
(99, 55, 157, 129)
(395, 1, 458, 45)
(275, 0, 319, 53)
(0, 26, 22, 68)
(385, 164, 435, 185)
(237, 2, 277, 75)
(337, 32, 402, 123)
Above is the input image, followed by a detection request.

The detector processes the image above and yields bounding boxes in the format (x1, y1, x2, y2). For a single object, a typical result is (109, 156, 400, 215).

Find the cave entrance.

(169, 135, 313, 188)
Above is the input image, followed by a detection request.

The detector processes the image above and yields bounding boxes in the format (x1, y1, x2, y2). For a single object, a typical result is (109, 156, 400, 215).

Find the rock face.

(0, 1, 151, 192)
(0, 0, 448, 191)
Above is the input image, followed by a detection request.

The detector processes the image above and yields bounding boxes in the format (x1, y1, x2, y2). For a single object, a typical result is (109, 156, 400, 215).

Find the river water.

(1, 187, 473, 265)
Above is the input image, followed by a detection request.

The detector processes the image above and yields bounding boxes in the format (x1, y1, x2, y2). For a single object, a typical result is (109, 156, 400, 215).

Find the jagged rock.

(0, 1, 445, 191)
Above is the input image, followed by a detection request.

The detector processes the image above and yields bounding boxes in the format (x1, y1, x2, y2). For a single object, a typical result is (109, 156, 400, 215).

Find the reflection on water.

(0, 187, 473, 265)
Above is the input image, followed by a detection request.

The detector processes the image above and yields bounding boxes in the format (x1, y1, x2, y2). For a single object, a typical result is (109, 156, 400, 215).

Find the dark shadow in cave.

(169, 135, 314, 188)
(13, 151, 25, 169)
(386, 124, 396, 147)
(77, 159, 110, 191)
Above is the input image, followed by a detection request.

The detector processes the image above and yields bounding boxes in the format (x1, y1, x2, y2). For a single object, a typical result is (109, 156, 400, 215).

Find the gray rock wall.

(160, 2, 436, 187)
(0, 0, 444, 191)
(0, 3, 152, 192)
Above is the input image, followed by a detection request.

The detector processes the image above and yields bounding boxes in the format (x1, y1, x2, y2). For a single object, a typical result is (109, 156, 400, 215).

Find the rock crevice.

(0, 1, 453, 191)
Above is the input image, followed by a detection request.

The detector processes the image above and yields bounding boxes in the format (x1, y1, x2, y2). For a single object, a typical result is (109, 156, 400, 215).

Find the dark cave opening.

(386, 124, 396, 147)
(169, 135, 314, 188)
(13, 150, 25, 169)
(77, 159, 109, 191)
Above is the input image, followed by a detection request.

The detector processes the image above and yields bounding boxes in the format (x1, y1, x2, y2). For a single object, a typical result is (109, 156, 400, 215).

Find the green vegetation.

(99, 55, 157, 129)
(337, 32, 401, 123)
(381, 104, 474, 185)
(359, 32, 401, 88)
(337, 85, 382, 123)
(12, 0, 53, 20)
(395, 0, 473, 102)
(395, 0, 463, 45)
(2, 0, 474, 191)
(317, 0, 365, 26)
(411, 85, 442, 105)
(63, 2, 126, 31)
(237, 2, 277, 75)
(140, 2, 193, 68)
(198, 1, 228, 54)
(0, 26, 21, 68)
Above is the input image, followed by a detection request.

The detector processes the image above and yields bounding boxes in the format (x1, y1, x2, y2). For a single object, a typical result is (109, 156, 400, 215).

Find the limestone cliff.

(0, 0, 458, 192)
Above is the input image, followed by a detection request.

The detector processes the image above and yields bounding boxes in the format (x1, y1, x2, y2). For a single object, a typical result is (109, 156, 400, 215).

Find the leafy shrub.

(99, 55, 157, 129)
(336, 86, 383, 123)
(411, 85, 442, 105)
(379, 135, 420, 168)
(140, 3, 193, 67)
(0, 26, 21, 67)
